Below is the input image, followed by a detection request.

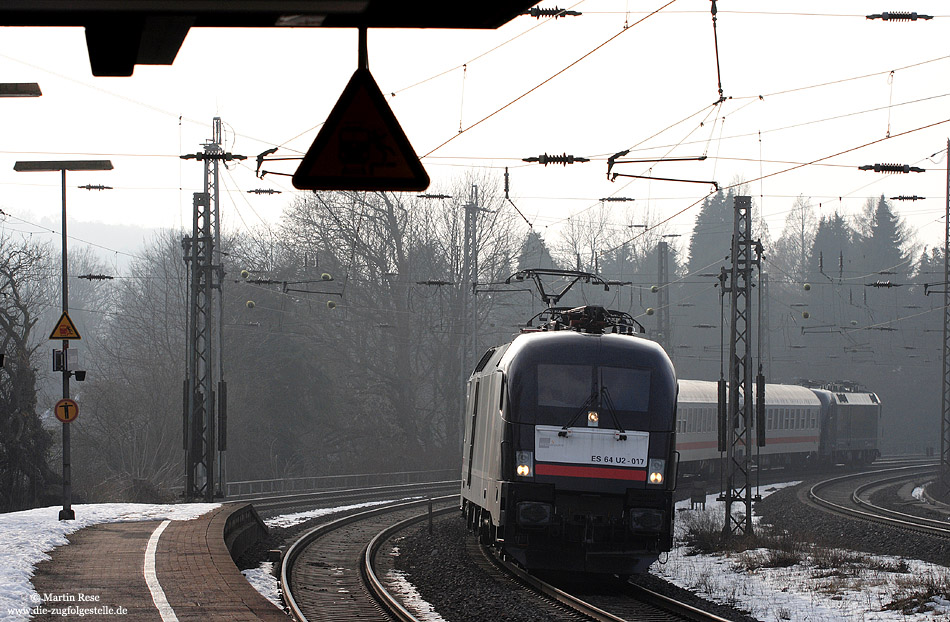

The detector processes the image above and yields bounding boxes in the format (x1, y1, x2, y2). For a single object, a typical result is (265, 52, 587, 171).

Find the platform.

(29, 503, 287, 621)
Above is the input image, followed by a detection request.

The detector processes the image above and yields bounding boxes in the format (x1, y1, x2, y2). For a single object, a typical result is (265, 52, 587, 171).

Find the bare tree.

(0, 234, 59, 510)
(72, 231, 186, 500)
(772, 195, 817, 283)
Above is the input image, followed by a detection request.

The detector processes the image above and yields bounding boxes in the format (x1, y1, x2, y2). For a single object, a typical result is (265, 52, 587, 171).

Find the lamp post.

(13, 159, 113, 520)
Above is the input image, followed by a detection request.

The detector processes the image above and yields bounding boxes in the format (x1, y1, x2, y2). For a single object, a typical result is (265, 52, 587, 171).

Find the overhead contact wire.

(422, 0, 679, 158)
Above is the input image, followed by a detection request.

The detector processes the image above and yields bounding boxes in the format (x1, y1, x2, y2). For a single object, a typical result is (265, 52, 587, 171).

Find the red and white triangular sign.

(293, 68, 430, 191)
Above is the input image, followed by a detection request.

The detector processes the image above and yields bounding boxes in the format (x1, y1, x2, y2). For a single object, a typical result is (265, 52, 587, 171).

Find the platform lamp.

(0, 83, 41, 97)
(13, 159, 113, 521)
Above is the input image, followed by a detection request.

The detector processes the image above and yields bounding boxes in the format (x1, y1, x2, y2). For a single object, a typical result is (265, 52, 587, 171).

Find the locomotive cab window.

(537, 364, 591, 407)
(535, 363, 652, 428)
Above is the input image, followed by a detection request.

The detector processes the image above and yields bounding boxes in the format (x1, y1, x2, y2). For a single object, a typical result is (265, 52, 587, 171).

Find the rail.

(227, 468, 458, 498)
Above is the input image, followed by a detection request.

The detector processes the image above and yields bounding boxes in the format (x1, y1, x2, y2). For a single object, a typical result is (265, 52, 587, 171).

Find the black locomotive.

(460, 305, 678, 575)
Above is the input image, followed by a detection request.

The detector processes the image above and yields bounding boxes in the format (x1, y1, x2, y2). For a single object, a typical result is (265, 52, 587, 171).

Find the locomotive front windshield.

(537, 364, 651, 412)
(533, 363, 652, 428)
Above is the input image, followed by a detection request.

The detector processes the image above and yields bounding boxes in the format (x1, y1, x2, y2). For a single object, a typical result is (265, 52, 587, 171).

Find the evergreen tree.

(912, 245, 946, 298)
(517, 230, 558, 271)
(855, 195, 909, 278)
(687, 188, 735, 275)
(807, 212, 855, 281)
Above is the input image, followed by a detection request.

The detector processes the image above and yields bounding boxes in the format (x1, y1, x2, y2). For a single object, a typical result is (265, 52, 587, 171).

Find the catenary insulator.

(525, 6, 581, 18)
(858, 163, 925, 173)
(523, 153, 590, 166)
(867, 11, 933, 21)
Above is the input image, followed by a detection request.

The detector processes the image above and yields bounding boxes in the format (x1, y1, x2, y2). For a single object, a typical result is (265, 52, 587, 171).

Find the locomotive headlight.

(587, 411, 599, 426)
(516, 450, 534, 478)
(647, 458, 666, 485)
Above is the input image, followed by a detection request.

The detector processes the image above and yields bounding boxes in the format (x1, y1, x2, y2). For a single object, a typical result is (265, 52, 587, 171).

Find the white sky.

(0, 0, 949, 260)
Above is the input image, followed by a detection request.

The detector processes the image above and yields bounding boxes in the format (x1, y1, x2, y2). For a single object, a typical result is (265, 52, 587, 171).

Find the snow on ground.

(0, 502, 219, 622)
(385, 569, 449, 622)
(654, 482, 950, 621)
(6, 487, 949, 622)
(240, 561, 282, 608)
(263, 497, 421, 529)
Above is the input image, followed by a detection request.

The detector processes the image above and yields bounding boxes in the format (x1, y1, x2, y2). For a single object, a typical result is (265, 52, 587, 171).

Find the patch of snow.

(0, 502, 218, 622)
(654, 481, 950, 621)
(385, 569, 448, 622)
(264, 497, 420, 529)
(241, 561, 282, 609)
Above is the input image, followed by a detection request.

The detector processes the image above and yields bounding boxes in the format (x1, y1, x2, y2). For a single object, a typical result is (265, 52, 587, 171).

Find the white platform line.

(144, 520, 180, 622)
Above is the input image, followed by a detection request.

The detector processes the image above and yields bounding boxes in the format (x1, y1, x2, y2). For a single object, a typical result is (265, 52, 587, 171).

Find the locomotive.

(459, 290, 881, 575)
(460, 305, 678, 575)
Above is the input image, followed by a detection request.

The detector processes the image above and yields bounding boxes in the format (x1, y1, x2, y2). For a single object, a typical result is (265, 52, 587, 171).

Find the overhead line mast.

(720, 196, 763, 538)
(180, 117, 246, 502)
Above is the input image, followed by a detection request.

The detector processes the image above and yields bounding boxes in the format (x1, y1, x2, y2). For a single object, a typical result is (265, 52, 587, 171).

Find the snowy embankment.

(653, 482, 950, 621)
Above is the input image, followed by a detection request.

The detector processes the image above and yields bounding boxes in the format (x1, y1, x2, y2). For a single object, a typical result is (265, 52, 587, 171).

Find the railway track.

(481, 543, 734, 622)
(279, 492, 739, 622)
(244, 479, 461, 517)
(808, 463, 948, 536)
(280, 495, 458, 621)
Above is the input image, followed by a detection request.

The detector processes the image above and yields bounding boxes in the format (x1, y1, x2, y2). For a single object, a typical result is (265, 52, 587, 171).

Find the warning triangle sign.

(49, 311, 82, 340)
(293, 68, 430, 191)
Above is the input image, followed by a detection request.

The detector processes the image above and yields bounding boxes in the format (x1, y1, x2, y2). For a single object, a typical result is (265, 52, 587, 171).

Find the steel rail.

(250, 479, 460, 514)
(809, 464, 948, 536)
(280, 494, 457, 622)
(362, 505, 458, 622)
(481, 544, 732, 622)
(850, 468, 950, 532)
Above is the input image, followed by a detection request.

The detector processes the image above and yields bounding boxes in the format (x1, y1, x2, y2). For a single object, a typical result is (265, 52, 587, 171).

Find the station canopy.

(0, 1, 539, 76)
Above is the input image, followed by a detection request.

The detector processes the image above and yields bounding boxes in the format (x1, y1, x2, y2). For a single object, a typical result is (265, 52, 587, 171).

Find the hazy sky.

(0, 0, 948, 262)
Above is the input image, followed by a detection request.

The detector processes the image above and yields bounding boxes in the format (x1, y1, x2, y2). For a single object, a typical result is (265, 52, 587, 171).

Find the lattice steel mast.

(182, 118, 244, 501)
(462, 184, 490, 364)
(657, 240, 672, 356)
(721, 196, 762, 536)
(942, 139, 950, 492)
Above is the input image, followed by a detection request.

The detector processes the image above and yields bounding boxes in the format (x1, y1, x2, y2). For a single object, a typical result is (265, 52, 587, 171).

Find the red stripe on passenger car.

(535, 463, 647, 481)
(676, 436, 819, 450)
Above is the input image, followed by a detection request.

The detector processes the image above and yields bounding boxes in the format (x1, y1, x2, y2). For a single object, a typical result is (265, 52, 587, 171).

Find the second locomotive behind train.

(460, 306, 678, 575)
